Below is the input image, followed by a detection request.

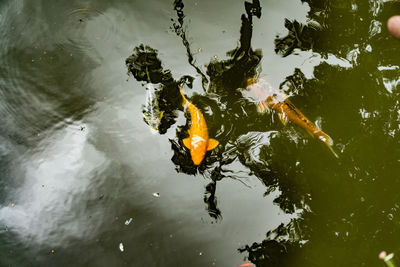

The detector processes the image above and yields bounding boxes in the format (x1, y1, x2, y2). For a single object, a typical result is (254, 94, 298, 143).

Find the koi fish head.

(245, 78, 286, 105)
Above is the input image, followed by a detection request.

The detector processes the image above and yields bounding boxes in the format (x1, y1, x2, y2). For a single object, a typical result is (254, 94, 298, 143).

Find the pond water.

(1, 0, 400, 266)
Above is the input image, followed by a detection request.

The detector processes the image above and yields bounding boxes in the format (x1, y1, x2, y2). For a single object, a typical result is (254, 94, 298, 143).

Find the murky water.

(1, 0, 400, 266)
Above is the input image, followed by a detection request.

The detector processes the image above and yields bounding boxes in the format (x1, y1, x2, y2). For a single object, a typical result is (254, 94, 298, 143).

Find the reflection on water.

(0, 124, 108, 245)
(2, 0, 400, 266)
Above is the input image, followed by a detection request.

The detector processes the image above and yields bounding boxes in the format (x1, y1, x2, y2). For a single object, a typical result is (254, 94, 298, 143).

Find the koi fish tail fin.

(179, 86, 188, 108)
(314, 130, 339, 158)
(327, 145, 339, 158)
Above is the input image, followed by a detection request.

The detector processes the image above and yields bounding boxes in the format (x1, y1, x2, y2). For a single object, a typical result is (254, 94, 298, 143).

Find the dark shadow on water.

(239, 1, 400, 266)
(125, 0, 268, 220)
(125, 0, 400, 266)
(124, 0, 318, 249)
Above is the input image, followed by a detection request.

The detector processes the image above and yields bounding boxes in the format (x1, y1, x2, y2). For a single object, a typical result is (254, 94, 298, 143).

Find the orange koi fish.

(246, 78, 338, 158)
(180, 86, 219, 165)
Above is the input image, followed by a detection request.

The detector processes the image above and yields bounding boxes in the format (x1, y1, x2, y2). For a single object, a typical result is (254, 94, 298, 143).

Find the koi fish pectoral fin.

(256, 101, 269, 113)
(183, 138, 191, 149)
(278, 112, 288, 126)
(207, 138, 219, 151)
(306, 129, 315, 138)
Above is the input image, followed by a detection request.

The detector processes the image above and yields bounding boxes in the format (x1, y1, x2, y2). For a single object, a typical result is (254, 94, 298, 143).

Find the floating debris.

(11, 202, 15, 207)
(152, 192, 160, 198)
(119, 243, 124, 252)
(124, 218, 133, 225)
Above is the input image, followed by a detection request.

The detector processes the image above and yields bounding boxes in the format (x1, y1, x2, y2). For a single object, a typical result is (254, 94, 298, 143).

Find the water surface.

(1, 0, 400, 266)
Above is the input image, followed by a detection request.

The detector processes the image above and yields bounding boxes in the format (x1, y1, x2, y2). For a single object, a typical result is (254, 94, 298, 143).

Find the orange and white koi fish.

(180, 86, 219, 165)
(246, 78, 338, 158)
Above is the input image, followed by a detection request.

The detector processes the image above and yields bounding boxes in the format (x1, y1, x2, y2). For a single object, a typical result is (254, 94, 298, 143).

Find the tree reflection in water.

(126, 0, 400, 266)
(241, 0, 400, 266)
(125, 0, 311, 262)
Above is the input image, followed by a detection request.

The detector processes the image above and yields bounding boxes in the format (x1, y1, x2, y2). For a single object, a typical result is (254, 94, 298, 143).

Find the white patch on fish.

(191, 135, 206, 148)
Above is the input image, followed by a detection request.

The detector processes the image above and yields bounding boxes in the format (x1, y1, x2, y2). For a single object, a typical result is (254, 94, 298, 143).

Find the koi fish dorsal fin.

(207, 139, 219, 151)
(183, 138, 191, 148)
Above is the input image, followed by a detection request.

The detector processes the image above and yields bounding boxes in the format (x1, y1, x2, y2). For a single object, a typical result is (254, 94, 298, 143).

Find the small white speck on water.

(334, 232, 339, 236)
(152, 192, 160, 198)
(119, 243, 124, 252)
(125, 218, 133, 225)
(199, 252, 203, 256)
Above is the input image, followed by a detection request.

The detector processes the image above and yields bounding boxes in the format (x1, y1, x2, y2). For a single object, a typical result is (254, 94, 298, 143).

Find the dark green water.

(1, 0, 400, 266)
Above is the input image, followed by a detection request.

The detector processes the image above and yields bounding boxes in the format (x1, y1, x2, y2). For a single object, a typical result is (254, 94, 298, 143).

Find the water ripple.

(55, 5, 120, 54)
